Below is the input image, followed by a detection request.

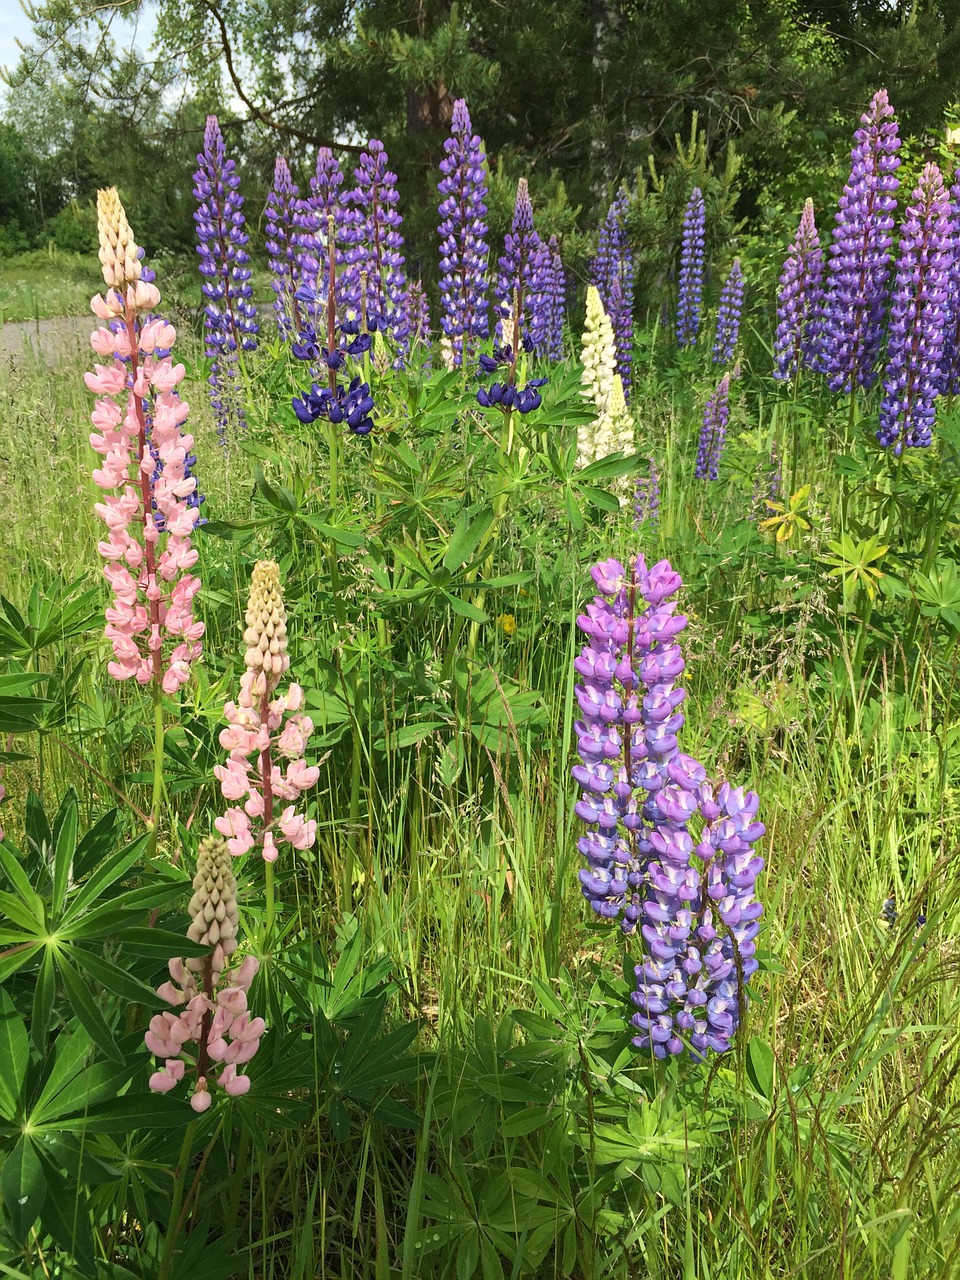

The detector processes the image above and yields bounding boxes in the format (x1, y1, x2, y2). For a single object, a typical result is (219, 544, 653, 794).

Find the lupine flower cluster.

(939, 167, 960, 398)
(819, 89, 900, 393)
(572, 556, 764, 1058)
(695, 373, 731, 481)
(547, 235, 566, 361)
(86, 188, 204, 694)
(578, 286, 629, 466)
(712, 258, 744, 364)
(146, 835, 264, 1112)
(593, 189, 634, 394)
(265, 156, 315, 338)
(633, 456, 660, 531)
(676, 188, 706, 348)
(348, 140, 410, 347)
(214, 561, 318, 864)
(877, 162, 953, 453)
(495, 179, 538, 350)
(437, 98, 489, 366)
(193, 115, 259, 437)
(773, 199, 824, 382)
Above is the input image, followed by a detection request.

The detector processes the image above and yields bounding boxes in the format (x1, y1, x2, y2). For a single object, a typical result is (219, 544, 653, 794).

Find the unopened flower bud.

(96, 188, 143, 291)
(243, 560, 289, 684)
(186, 835, 239, 960)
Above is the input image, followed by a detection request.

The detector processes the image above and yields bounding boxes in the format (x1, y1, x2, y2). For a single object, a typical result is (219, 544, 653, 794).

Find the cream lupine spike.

(244, 560, 289, 682)
(185, 835, 240, 974)
(578, 286, 623, 467)
(591, 373, 635, 460)
(96, 187, 143, 290)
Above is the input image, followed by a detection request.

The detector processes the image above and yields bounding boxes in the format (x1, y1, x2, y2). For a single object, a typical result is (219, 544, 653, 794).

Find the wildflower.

(938, 167, 960, 397)
(265, 155, 315, 338)
(712, 258, 744, 364)
(676, 188, 706, 348)
(146, 835, 265, 1111)
(348, 140, 410, 349)
(819, 88, 900, 393)
(86, 188, 204, 694)
(593, 189, 634, 393)
(547, 235, 566, 362)
(633, 456, 660, 530)
(578, 286, 628, 466)
(572, 555, 764, 1058)
(193, 116, 259, 438)
(437, 98, 489, 365)
(773, 199, 824, 382)
(695, 373, 730, 481)
(497, 613, 517, 637)
(214, 562, 318, 862)
(495, 179, 537, 352)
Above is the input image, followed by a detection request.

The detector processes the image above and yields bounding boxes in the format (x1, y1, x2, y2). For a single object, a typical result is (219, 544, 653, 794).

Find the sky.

(1, 1, 159, 83)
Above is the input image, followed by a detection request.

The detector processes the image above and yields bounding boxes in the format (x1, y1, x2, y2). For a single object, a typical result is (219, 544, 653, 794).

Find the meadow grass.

(2, 314, 960, 1279)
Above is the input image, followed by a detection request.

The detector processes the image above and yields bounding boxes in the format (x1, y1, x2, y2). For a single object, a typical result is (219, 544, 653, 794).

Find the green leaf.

(51, 1092, 193, 1133)
(55, 955, 124, 1064)
(30, 951, 56, 1053)
(36, 1162, 96, 1277)
(60, 833, 150, 922)
(119, 927, 212, 959)
(297, 515, 364, 548)
(0, 1138, 46, 1241)
(50, 791, 79, 916)
(747, 1036, 776, 1099)
(443, 508, 494, 573)
(500, 1104, 554, 1137)
(70, 948, 158, 1003)
(0, 943, 42, 984)
(0, 992, 29, 1120)
(444, 592, 488, 623)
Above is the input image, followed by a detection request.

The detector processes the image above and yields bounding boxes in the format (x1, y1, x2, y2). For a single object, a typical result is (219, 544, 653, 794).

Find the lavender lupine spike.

(594, 189, 635, 392)
(695, 373, 731, 480)
(572, 556, 764, 1059)
(773, 199, 824, 381)
(633, 456, 660, 530)
(265, 157, 305, 338)
(712, 258, 744, 364)
(350, 140, 410, 347)
(193, 115, 258, 438)
(937, 166, 960, 398)
(819, 89, 901, 393)
(408, 279, 431, 347)
(676, 188, 706, 348)
(437, 98, 490, 366)
(609, 276, 633, 395)
(528, 232, 555, 357)
(547, 235, 565, 361)
(495, 178, 538, 351)
(877, 162, 953, 453)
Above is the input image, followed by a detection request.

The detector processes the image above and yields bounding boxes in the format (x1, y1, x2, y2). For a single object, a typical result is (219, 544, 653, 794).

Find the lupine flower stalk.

(214, 561, 319, 865)
(547, 234, 566, 361)
(877, 162, 953, 452)
(495, 178, 538, 351)
(712, 258, 744, 364)
(86, 188, 204, 695)
(573, 556, 764, 1058)
(676, 188, 706, 348)
(633, 456, 661, 530)
(594, 189, 635, 392)
(349, 140, 410, 348)
(265, 157, 306, 338)
(695, 373, 731, 480)
(193, 115, 259, 437)
(578, 285, 622, 466)
(819, 89, 901, 393)
(938, 167, 960, 398)
(437, 98, 489, 365)
(773, 199, 824, 382)
(145, 835, 265, 1112)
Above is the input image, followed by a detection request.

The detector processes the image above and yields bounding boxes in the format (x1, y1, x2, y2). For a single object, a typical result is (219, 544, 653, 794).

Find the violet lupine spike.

(877, 162, 953, 453)
(937, 166, 960, 398)
(712, 258, 744, 365)
(695, 373, 731, 481)
(572, 556, 764, 1059)
(495, 178, 538, 351)
(609, 275, 633, 395)
(594, 189, 634, 392)
(437, 98, 490, 366)
(819, 88, 901, 393)
(773, 199, 824, 382)
(350, 139, 410, 347)
(528, 232, 555, 357)
(192, 115, 258, 438)
(265, 156, 304, 338)
(547, 235, 565, 361)
(633, 456, 660, 530)
(676, 188, 706, 348)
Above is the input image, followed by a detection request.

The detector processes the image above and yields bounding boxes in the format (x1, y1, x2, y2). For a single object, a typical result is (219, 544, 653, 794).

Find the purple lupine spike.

(695, 373, 731, 480)
(301, 147, 347, 316)
(633, 456, 660, 530)
(495, 178, 538, 352)
(265, 156, 304, 338)
(712, 258, 744, 364)
(773, 199, 824, 382)
(937, 167, 960, 398)
(408, 279, 431, 346)
(572, 555, 764, 1059)
(594, 189, 634, 391)
(528, 231, 555, 356)
(437, 98, 490, 366)
(349, 140, 409, 347)
(819, 89, 901, 393)
(877, 162, 953, 453)
(193, 114, 259, 438)
(547, 234, 565, 361)
(676, 187, 706, 348)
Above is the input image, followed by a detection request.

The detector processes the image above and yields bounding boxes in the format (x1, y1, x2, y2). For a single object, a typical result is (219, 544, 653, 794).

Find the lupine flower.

(437, 98, 489, 365)
(773, 199, 824, 382)
(265, 156, 307, 338)
(877, 162, 953, 453)
(292, 374, 375, 434)
(633, 456, 660, 530)
(938, 168, 960, 398)
(695, 373, 731, 481)
(86, 188, 204, 694)
(495, 178, 538, 351)
(608, 275, 633, 397)
(572, 556, 764, 1058)
(306, 147, 348, 314)
(547, 234, 566, 361)
(593, 189, 635, 393)
(214, 561, 319, 864)
(528, 233, 555, 357)
(676, 188, 706, 348)
(193, 115, 259, 437)
(146, 835, 265, 1112)
(712, 258, 744, 364)
(577, 285, 632, 465)
(408, 279, 432, 347)
(348, 140, 409, 348)
(819, 89, 901, 393)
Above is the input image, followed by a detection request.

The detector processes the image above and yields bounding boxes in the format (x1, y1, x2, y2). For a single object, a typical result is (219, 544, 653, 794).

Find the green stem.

(326, 418, 339, 511)
(158, 1119, 197, 1280)
(264, 860, 275, 943)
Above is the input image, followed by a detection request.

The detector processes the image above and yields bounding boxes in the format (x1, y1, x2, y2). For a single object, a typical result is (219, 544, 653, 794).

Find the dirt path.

(0, 314, 93, 365)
